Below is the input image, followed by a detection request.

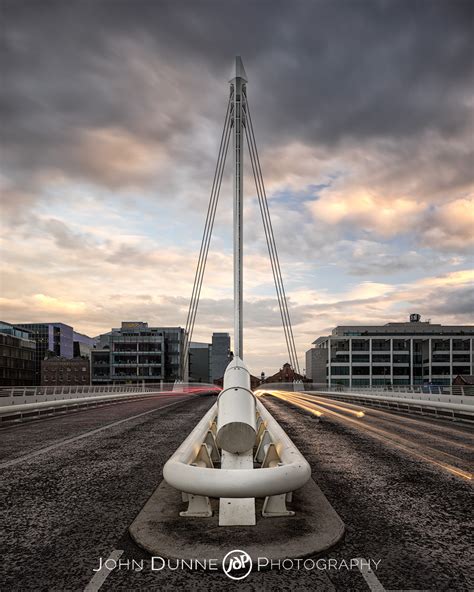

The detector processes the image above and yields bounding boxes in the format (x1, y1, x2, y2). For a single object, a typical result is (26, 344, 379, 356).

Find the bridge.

(2, 58, 473, 591)
(1, 380, 472, 590)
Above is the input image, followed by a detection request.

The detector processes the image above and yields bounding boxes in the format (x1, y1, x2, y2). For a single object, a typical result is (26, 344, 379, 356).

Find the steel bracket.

(261, 443, 281, 468)
(180, 493, 213, 517)
(203, 430, 220, 462)
(254, 429, 272, 462)
(262, 492, 295, 517)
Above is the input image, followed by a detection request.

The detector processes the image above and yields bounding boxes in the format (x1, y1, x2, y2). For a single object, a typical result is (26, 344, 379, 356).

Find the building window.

(352, 378, 370, 386)
(353, 366, 370, 375)
(352, 340, 369, 352)
(352, 354, 369, 363)
(331, 366, 349, 375)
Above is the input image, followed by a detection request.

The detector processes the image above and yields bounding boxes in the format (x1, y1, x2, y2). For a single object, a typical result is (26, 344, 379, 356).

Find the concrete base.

(129, 479, 344, 565)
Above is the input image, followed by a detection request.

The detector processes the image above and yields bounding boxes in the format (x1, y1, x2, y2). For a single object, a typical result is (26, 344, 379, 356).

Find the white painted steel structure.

(232, 57, 246, 359)
(216, 357, 256, 453)
(163, 400, 311, 498)
(162, 58, 312, 525)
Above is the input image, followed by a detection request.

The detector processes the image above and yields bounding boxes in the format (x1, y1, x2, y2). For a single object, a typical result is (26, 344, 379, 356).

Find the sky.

(1, 0, 473, 374)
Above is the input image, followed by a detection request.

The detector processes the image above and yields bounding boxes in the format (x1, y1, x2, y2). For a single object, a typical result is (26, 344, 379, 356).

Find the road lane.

(264, 391, 473, 481)
(259, 396, 473, 591)
(0, 393, 193, 463)
(1, 395, 216, 591)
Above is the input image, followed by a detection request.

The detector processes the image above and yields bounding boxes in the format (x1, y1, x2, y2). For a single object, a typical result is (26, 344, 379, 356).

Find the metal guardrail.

(258, 383, 474, 422)
(261, 382, 474, 398)
(305, 390, 474, 421)
(0, 384, 220, 422)
(0, 383, 218, 407)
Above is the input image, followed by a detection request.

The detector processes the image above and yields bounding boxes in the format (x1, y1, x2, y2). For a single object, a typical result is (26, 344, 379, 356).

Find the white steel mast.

(230, 56, 247, 360)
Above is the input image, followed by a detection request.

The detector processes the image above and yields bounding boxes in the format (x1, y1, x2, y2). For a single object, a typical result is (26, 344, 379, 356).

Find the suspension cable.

(244, 122, 294, 369)
(243, 91, 301, 375)
(181, 92, 233, 379)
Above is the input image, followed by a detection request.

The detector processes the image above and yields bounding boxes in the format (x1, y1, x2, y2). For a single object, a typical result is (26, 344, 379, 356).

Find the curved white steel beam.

(163, 400, 311, 498)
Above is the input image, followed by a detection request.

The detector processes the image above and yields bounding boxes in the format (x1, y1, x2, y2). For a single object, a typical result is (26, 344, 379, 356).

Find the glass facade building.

(16, 322, 74, 385)
(211, 332, 231, 382)
(0, 321, 36, 386)
(189, 342, 212, 383)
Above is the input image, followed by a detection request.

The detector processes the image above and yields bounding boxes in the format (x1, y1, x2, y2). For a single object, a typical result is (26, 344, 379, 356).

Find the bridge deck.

(1, 395, 472, 591)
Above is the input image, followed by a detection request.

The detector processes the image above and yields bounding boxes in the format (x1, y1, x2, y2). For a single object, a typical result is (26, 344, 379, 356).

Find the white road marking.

(0, 397, 193, 470)
(83, 549, 124, 592)
(355, 558, 386, 592)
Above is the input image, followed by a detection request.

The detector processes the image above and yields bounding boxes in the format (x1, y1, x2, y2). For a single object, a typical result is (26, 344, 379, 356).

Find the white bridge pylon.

(164, 58, 310, 526)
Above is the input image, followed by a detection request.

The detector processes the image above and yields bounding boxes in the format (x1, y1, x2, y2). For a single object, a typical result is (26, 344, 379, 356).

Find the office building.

(15, 322, 74, 384)
(73, 331, 96, 358)
(189, 342, 212, 383)
(211, 332, 231, 382)
(0, 321, 36, 386)
(91, 321, 186, 384)
(306, 315, 474, 387)
(41, 357, 90, 386)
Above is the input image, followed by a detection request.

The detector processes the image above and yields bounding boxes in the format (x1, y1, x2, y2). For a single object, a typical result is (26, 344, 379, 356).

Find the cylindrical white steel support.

(231, 56, 247, 359)
(216, 357, 256, 453)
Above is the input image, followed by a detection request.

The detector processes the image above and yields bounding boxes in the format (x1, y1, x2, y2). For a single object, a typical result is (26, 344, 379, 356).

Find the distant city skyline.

(1, 1, 473, 374)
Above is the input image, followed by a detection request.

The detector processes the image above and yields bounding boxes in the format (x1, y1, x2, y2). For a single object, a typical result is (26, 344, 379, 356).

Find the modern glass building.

(15, 322, 74, 385)
(189, 342, 212, 383)
(306, 315, 474, 387)
(91, 321, 186, 384)
(211, 332, 231, 382)
(73, 331, 96, 358)
(0, 321, 36, 386)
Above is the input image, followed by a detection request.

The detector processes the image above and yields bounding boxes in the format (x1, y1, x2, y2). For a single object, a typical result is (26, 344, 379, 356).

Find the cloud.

(1, 0, 473, 372)
(420, 198, 474, 251)
(308, 188, 426, 238)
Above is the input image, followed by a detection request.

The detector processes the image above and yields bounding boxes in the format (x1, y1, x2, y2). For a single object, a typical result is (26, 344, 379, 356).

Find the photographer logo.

(222, 549, 252, 581)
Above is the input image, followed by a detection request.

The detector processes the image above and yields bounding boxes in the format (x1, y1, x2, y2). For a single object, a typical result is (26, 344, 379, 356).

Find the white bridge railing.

(0, 383, 218, 407)
(259, 383, 474, 421)
(261, 382, 474, 399)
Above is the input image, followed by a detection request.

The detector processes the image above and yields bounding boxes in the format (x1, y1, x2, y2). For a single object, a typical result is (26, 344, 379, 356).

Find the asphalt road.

(1, 393, 473, 591)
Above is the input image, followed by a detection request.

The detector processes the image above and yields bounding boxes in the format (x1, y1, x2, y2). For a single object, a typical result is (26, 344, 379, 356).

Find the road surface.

(1, 392, 472, 591)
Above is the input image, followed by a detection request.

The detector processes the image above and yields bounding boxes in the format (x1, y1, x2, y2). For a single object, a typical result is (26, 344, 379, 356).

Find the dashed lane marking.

(83, 549, 124, 592)
(0, 397, 193, 470)
(355, 557, 386, 592)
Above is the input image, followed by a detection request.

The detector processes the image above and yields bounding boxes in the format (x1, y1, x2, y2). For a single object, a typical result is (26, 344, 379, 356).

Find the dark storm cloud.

(1, 0, 472, 188)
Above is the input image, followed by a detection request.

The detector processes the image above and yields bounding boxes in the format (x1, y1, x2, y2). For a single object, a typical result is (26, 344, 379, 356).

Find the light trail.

(261, 390, 473, 482)
(264, 390, 323, 417)
(290, 393, 366, 418)
(274, 391, 363, 422)
(309, 392, 474, 441)
(298, 394, 474, 450)
(307, 393, 474, 452)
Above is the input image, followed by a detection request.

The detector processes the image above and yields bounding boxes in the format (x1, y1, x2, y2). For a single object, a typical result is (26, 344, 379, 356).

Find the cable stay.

(181, 91, 233, 379)
(243, 90, 301, 375)
(181, 80, 301, 379)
